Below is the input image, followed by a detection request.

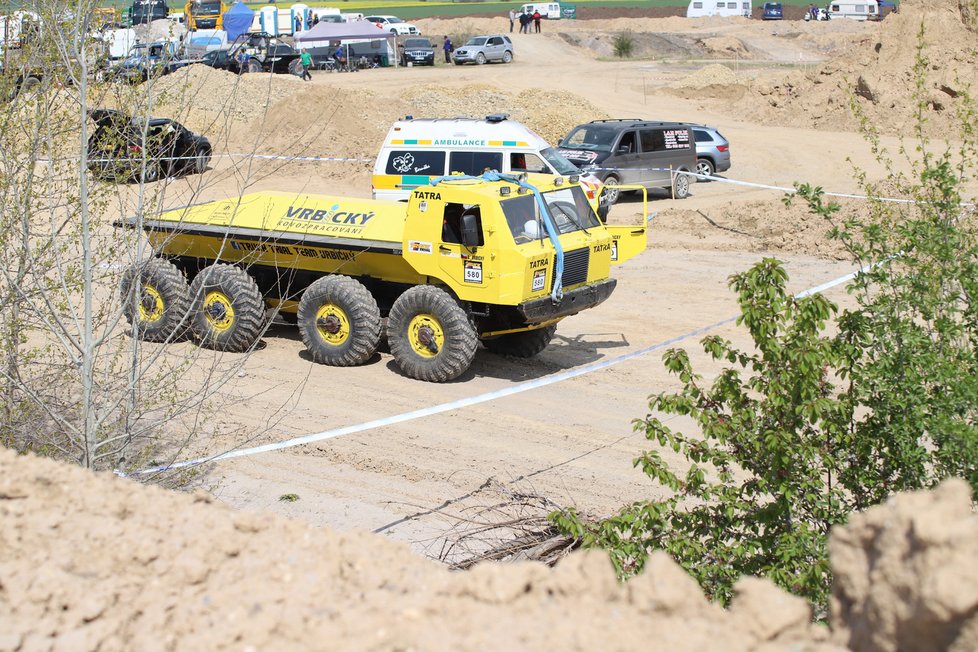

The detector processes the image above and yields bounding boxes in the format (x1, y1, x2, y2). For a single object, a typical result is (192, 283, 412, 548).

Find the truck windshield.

(560, 125, 618, 153)
(540, 147, 581, 175)
(501, 186, 601, 243)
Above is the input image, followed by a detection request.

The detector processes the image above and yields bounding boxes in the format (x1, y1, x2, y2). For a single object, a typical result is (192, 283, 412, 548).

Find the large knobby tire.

(482, 324, 556, 358)
(387, 286, 477, 382)
(246, 59, 262, 74)
(672, 169, 691, 199)
(189, 264, 265, 352)
(298, 275, 381, 366)
(288, 58, 303, 76)
(120, 258, 192, 343)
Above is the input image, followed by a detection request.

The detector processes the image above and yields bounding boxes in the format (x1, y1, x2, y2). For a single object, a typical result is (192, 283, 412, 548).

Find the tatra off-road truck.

(118, 173, 647, 382)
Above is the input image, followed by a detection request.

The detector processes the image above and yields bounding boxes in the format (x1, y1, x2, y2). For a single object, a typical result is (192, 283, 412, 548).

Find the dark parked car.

(762, 2, 784, 19)
(198, 33, 302, 74)
(87, 109, 211, 183)
(400, 37, 435, 66)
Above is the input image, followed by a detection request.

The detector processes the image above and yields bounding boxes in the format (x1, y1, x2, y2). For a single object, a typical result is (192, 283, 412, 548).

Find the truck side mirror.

(461, 212, 481, 248)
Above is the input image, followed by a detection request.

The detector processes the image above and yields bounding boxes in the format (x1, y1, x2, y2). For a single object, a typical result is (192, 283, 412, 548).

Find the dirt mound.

(0, 449, 834, 651)
(665, 62, 748, 100)
(741, 0, 978, 135)
(2, 449, 977, 650)
(829, 479, 978, 651)
(651, 194, 852, 260)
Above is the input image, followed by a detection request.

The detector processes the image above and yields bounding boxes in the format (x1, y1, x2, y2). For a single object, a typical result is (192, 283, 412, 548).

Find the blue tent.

(222, 2, 254, 42)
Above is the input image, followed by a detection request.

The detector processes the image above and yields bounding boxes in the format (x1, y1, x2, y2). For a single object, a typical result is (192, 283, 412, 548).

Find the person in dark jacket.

(443, 35, 453, 63)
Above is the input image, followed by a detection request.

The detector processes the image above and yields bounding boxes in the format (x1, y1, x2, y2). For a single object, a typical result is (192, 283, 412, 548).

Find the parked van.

(373, 115, 593, 202)
(519, 3, 561, 19)
(558, 119, 696, 202)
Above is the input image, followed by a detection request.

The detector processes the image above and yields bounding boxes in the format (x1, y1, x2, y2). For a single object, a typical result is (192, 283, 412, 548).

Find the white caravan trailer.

(826, 0, 880, 20)
(687, 0, 752, 17)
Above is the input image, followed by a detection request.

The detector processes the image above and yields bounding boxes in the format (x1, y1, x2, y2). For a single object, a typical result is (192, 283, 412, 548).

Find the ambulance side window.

(510, 152, 548, 174)
(448, 152, 503, 177)
(385, 150, 445, 175)
(442, 203, 484, 247)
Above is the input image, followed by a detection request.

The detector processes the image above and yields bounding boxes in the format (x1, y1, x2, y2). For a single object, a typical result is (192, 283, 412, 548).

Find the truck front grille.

(552, 247, 589, 289)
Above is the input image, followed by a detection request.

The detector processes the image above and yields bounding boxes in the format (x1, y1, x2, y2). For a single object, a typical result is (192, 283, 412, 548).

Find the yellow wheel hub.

(408, 313, 444, 358)
(202, 291, 235, 333)
(315, 304, 350, 346)
(138, 285, 165, 323)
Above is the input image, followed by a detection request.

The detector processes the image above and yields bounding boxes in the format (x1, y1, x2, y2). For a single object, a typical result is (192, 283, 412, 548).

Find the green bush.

(553, 37, 978, 616)
(612, 31, 635, 58)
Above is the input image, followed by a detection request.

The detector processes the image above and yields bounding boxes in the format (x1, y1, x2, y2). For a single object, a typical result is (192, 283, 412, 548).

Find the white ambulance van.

(520, 2, 561, 18)
(373, 114, 598, 202)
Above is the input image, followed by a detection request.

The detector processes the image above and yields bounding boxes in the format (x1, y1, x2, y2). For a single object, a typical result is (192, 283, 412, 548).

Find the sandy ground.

(123, 13, 959, 559)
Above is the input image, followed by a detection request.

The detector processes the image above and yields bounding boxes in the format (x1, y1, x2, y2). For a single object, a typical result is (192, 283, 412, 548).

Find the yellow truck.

(118, 173, 646, 381)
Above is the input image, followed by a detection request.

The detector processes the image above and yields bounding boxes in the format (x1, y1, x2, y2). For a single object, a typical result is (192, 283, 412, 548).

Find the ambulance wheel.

(189, 264, 265, 352)
(298, 275, 381, 366)
(120, 257, 191, 343)
(672, 169, 691, 199)
(482, 324, 556, 358)
(387, 286, 477, 382)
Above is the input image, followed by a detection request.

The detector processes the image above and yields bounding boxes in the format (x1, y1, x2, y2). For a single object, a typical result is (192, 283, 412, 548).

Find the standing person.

(508, 8, 516, 32)
(519, 11, 530, 33)
(533, 10, 541, 33)
(299, 48, 312, 81)
(293, 13, 302, 33)
(443, 35, 453, 63)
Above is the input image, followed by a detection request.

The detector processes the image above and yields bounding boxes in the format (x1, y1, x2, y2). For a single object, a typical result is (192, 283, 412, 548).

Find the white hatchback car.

(364, 15, 420, 35)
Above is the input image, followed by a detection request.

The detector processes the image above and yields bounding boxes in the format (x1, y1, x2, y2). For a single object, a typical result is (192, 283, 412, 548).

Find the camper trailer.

(825, 0, 881, 20)
(686, 0, 752, 17)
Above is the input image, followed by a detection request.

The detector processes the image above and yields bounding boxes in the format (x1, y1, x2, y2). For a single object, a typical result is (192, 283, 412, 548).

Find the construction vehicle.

(184, 0, 226, 30)
(116, 173, 648, 382)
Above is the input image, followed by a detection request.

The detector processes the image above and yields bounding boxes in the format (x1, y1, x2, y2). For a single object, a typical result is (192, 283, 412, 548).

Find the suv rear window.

(693, 129, 714, 143)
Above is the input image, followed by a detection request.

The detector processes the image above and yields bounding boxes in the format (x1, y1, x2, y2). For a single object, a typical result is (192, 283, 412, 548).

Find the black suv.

(400, 38, 435, 66)
(87, 109, 212, 183)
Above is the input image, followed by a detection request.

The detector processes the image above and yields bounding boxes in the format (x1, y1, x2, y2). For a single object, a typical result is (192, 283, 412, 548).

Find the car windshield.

(465, 37, 488, 46)
(560, 125, 620, 153)
(403, 39, 428, 47)
(540, 147, 581, 176)
(386, 17, 404, 23)
(501, 186, 601, 243)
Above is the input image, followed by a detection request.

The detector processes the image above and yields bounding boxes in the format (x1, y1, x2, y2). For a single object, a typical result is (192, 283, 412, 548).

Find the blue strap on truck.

(430, 172, 565, 303)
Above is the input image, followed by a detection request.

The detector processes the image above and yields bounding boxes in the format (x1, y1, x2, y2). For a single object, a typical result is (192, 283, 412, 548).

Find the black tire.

(288, 58, 303, 76)
(695, 158, 715, 179)
(672, 169, 691, 199)
(502, 50, 513, 63)
(387, 286, 477, 382)
(246, 59, 262, 74)
(601, 175, 622, 205)
(475, 52, 487, 65)
(482, 324, 556, 358)
(298, 276, 381, 366)
(189, 264, 265, 352)
(120, 258, 192, 343)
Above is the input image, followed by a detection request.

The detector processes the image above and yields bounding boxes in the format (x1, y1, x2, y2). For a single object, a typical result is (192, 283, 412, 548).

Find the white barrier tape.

(120, 263, 865, 478)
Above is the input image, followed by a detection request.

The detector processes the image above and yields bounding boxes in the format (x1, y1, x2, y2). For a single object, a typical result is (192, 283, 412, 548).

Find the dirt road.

(156, 15, 917, 556)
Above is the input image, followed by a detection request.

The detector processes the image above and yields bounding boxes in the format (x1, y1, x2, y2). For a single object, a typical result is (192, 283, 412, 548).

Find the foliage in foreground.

(553, 36, 978, 614)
